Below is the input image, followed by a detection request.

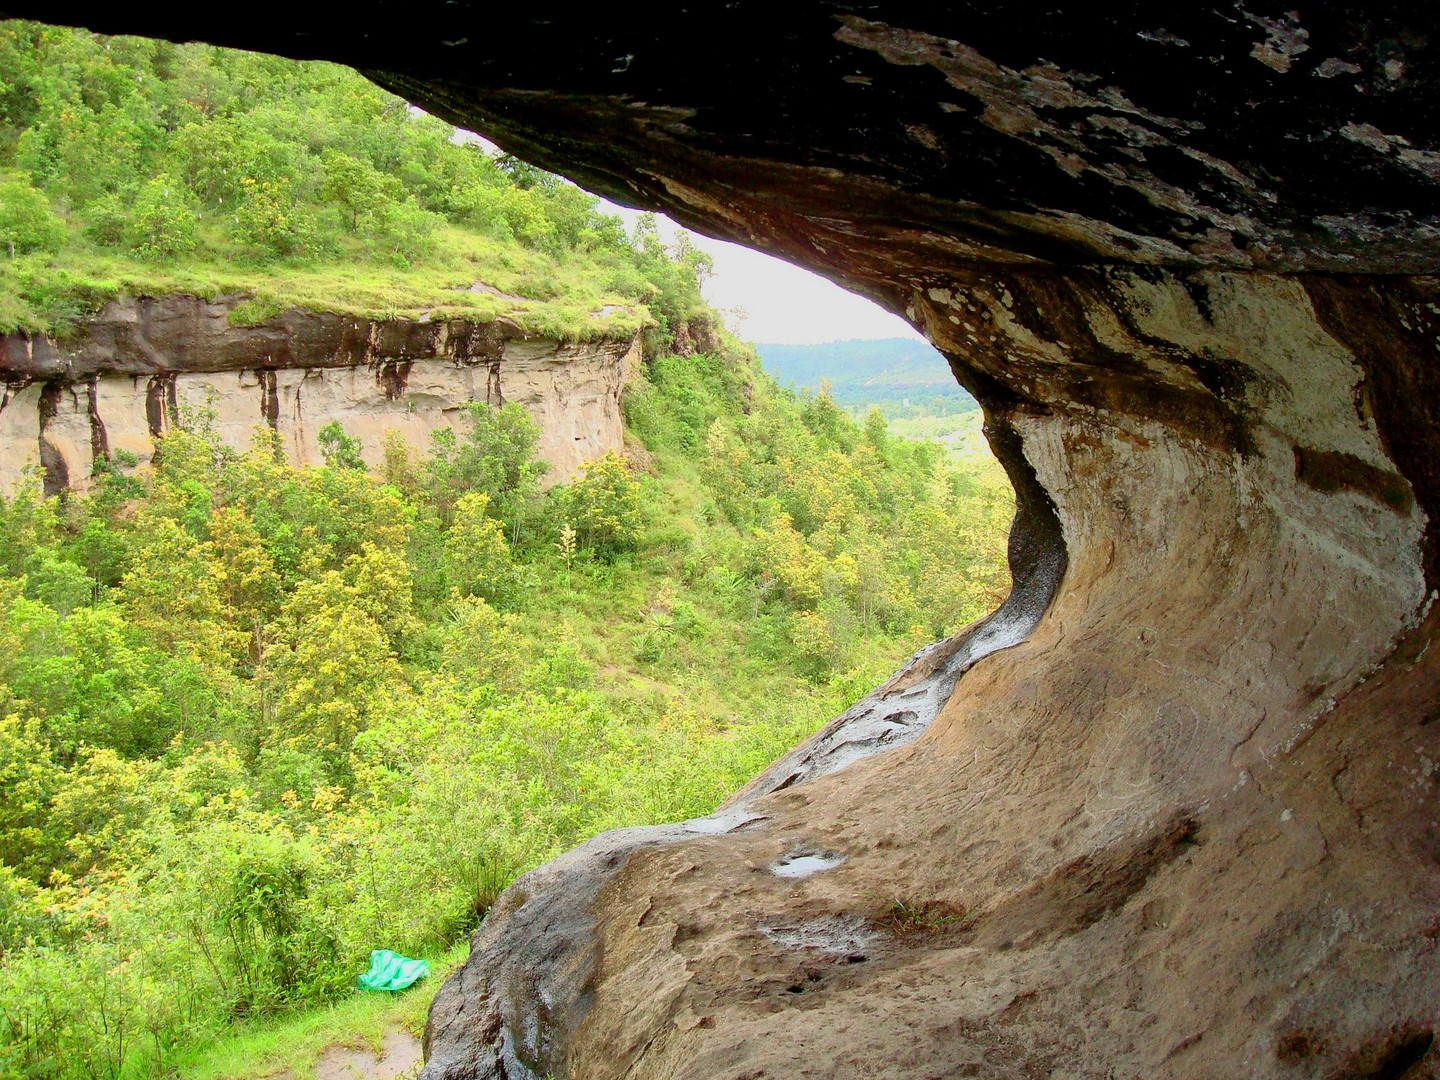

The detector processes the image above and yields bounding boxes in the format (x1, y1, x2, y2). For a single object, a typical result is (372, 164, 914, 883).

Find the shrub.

(0, 178, 64, 257)
(438, 594, 526, 686)
(127, 175, 198, 259)
(361, 197, 441, 266)
(317, 421, 365, 471)
(233, 177, 317, 258)
(560, 452, 643, 559)
(80, 191, 127, 247)
(214, 831, 337, 1010)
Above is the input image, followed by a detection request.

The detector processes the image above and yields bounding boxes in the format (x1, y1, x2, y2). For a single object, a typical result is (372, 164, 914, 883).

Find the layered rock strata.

(9, 5, 1440, 1078)
(0, 295, 638, 493)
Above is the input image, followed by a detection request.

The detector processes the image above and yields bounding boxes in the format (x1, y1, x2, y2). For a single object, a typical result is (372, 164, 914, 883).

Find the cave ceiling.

(11, 3, 1440, 291)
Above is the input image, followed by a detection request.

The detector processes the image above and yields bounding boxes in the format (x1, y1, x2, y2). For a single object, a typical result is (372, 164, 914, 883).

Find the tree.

(426, 402, 547, 536)
(115, 512, 237, 667)
(443, 492, 515, 605)
(267, 584, 403, 770)
(209, 506, 281, 668)
(0, 710, 60, 877)
(319, 151, 394, 232)
(127, 174, 199, 259)
(0, 178, 65, 257)
(317, 421, 365, 471)
(561, 453, 643, 558)
(862, 407, 890, 455)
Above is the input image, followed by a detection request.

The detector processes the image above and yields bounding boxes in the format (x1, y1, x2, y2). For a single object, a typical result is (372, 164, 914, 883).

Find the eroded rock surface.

(0, 295, 638, 493)
(10, 5, 1440, 1077)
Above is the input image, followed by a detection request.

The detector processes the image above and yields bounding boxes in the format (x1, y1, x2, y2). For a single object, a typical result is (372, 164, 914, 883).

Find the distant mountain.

(754, 338, 977, 413)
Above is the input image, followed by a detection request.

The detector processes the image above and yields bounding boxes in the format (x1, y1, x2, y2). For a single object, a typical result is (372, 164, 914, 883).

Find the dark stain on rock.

(145, 374, 175, 437)
(3, 295, 522, 383)
(1178, 275, 1216, 325)
(975, 269, 1256, 456)
(259, 370, 280, 429)
(1331, 1025, 1433, 1080)
(486, 358, 503, 405)
(1303, 276, 1440, 587)
(1277, 1029, 1326, 1063)
(1294, 445, 1414, 513)
(377, 360, 411, 401)
(37, 381, 69, 498)
(85, 374, 109, 471)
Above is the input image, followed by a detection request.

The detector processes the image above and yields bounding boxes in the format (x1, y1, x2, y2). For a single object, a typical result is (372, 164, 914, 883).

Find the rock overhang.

(0, 294, 641, 494)
(15, 4, 1440, 276)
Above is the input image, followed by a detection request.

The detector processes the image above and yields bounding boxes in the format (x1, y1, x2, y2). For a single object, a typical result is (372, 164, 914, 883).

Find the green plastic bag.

(358, 949, 429, 991)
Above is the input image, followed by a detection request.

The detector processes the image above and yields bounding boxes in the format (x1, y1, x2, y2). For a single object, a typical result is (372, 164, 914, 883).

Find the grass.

(882, 900, 970, 938)
(170, 943, 467, 1080)
(0, 223, 651, 343)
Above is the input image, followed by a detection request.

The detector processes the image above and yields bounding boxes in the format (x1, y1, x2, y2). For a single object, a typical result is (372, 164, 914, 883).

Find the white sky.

(447, 122, 922, 345)
(599, 201, 924, 345)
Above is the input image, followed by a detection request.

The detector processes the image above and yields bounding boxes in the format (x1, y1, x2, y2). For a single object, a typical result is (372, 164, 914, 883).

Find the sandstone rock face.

(0, 295, 638, 493)
(12, 6, 1440, 1077)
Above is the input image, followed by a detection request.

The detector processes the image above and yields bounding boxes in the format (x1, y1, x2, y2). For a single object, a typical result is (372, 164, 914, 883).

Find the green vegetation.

(0, 20, 1016, 1080)
(882, 899, 970, 938)
(756, 338, 992, 458)
(755, 338, 979, 416)
(0, 20, 712, 343)
(172, 944, 462, 1080)
(0, 325, 1011, 1078)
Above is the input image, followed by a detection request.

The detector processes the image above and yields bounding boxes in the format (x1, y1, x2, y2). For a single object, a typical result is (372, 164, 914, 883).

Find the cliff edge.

(0, 293, 640, 493)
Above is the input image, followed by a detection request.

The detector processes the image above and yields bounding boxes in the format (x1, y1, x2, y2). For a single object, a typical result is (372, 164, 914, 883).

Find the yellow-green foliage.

(559, 453, 644, 558)
(0, 332, 1012, 1076)
(630, 344, 1013, 676)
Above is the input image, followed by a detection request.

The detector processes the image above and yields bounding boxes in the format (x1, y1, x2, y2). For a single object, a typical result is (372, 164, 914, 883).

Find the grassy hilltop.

(0, 21, 708, 342)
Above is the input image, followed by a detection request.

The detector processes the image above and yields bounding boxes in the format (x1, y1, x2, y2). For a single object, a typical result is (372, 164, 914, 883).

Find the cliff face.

(9, 6, 1440, 1078)
(0, 295, 638, 493)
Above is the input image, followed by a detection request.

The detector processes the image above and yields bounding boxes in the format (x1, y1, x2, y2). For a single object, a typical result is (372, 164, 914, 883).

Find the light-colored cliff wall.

(0, 296, 641, 492)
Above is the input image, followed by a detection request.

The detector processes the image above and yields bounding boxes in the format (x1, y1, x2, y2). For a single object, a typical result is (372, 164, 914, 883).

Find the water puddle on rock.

(682, 809, 769, 835)
(769, 851, 846, 879)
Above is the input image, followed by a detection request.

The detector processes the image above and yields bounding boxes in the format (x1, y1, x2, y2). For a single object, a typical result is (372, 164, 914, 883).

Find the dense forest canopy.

(0, 20, 1014, 1080)
(0, 19, 710, 343)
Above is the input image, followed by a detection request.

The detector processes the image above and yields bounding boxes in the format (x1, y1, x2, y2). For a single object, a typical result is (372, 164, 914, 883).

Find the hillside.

(0, 21, 708, 343)
(0, 321, 1015, 1080)
(755, 337, 979, 415)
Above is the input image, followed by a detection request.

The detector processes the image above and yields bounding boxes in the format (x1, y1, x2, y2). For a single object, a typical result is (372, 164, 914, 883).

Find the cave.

(7, 5, 1440, 1078)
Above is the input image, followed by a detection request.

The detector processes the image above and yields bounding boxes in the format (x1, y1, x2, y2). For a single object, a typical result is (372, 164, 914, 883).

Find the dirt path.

(313, 1030, 421, 1080)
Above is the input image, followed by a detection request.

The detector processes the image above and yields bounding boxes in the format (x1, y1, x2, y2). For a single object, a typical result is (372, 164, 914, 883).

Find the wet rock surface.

(10, 5, 1440, 1077)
